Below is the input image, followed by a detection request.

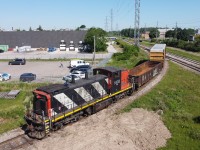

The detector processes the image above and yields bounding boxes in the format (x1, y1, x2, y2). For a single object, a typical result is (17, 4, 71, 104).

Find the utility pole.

(134, 0, 140, 46)
(110, 9, 113, 34)
(174, 22, 177, 39)
(105, 16, 108, 32)
(93, 36, 96, 66)
(165, 25, 168, 39)
(156, 21, 158, 42)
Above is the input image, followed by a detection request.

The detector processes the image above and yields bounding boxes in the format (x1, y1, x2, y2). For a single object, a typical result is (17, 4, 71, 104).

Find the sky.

(0, 0, 200, 31)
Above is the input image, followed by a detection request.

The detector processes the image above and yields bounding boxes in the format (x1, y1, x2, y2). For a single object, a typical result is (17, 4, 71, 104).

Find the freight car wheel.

(127, 89, 133, 96)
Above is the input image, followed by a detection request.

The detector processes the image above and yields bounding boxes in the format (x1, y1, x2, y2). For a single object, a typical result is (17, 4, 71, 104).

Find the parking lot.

(0, 61, 70, 83)
(0, 43, 116, 83)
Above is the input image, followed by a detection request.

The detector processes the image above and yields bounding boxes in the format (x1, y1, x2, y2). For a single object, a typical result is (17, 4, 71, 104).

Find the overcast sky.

(0, 0, 199, 31)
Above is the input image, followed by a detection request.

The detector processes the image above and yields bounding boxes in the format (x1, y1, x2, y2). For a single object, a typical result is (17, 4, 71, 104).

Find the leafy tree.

(29, 27, 32, 31)
(76, 25, 86, 31)
(80, 25, 86, 29)
(37, 25, 43, 31)
(120, 28, 134, 37)
(84, 27, 107, 52)
(149, 28, 160, 39)
(165, 30, 174, 38)
(195, 35, 200, 43)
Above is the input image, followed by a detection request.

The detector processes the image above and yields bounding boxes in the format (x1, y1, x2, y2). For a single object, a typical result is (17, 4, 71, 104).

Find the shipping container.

(150, 44, 166, 62)
(129, 61, 163, 89)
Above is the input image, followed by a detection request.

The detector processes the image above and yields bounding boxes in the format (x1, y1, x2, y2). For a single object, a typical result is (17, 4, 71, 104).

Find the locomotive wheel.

(35, 130, 46, 140)
(27, 130, 36, 138)
(85, 107, 93, 116)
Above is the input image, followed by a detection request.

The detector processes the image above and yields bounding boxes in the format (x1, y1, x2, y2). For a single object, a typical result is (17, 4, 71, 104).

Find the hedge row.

(113, 39, 139, 61)
(162, 39, 200, 52)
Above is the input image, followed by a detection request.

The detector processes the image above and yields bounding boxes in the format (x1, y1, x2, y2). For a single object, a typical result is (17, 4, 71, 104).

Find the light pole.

(93, 36, 96, 66)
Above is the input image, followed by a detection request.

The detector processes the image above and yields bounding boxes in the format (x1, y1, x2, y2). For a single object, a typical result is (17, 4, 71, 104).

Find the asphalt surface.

(0, 42, 117, 83)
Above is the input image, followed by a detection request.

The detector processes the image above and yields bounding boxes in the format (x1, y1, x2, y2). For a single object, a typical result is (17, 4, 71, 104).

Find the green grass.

(107, 46, 149, 69)
(0, 82, 50, 134)
(141, 41, 155, 47)
(123, 62, 200, 150)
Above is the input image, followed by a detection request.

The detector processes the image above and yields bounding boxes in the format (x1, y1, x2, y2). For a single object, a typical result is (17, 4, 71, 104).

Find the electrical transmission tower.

(110, 9, 113, 33)
(134, 0, 140, 46)
(105, 16, 108, 32)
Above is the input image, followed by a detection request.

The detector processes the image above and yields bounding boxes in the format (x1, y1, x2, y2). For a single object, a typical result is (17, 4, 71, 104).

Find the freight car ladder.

(44, 120, 50, 135)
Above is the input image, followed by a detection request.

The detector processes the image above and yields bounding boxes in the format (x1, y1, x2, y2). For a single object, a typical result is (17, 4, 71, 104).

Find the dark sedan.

(0, 49, 4, 53)
(9, 58, 26, 65)
(20, 73, 36, 82)
(70, 65, 91, 73)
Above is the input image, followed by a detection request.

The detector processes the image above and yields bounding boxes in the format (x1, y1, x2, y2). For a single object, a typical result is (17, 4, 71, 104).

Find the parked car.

(70, 65, 91, 73)
(70, 70, 85, 79)
(8, 58, 26, 65)
(48, 47, 56, 52)
(69, 59, 90, 68)
(0, 73, 11, 81)
(20, 73, 36, 82)
(79, 68, 93, 75)
(0, 49, 4, 53)
(62, 74, 81, 82)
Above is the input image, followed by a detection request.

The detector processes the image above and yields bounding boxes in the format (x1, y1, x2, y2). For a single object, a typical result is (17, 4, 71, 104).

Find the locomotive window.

(33, 96, 47, 116)
(114, 72, 120, 78)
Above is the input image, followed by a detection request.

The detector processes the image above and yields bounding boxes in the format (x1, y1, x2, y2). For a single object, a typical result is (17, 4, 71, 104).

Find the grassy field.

(166, 48, 200, 62)
(0, 82, 49, 134)
(123, 62, 200, 150)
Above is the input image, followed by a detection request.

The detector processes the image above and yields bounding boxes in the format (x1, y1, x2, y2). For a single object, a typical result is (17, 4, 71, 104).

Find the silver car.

(62, 74, 81, 82)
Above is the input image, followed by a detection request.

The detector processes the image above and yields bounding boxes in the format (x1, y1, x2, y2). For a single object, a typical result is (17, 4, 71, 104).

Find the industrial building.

(0, 30, 87, 51)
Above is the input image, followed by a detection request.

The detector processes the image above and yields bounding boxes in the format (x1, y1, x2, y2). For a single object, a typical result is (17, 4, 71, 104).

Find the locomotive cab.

(93, 66, 131, 94)
(24, 90, 51, 139)
(33, 94, 48, 117)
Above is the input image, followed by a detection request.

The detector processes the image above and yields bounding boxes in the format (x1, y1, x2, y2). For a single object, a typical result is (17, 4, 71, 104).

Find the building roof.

(0, 31, 87, 48)
(150, 44, 166, 52)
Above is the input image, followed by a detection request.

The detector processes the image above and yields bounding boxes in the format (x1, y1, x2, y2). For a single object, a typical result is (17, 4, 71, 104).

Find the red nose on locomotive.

(24, 67, 134, 139)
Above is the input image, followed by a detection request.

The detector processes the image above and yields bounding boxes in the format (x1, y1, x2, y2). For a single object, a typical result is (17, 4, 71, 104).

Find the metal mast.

(134, 0, 140, 46)
(111, 9, 113, 33)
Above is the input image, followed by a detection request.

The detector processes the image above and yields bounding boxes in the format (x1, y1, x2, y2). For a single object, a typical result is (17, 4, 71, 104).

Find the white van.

(69, 59, 90, 68)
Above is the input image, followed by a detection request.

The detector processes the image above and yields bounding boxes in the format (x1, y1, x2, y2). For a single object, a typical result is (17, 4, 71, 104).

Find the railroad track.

(139, 44, 200, 73)
(0, 134, 34, 150)
(167, 53, 200, 66)
(167, 56, 200, 73)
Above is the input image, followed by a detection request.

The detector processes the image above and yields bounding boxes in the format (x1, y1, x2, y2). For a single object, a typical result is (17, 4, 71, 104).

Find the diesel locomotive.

(24, 66, 136, 139)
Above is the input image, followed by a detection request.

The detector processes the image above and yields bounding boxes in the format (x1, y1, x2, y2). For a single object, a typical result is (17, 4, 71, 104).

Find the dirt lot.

(0, 61, 70, 83)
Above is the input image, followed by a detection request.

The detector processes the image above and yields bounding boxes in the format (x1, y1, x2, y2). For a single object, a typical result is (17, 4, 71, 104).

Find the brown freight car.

(129, 61, 163, 89)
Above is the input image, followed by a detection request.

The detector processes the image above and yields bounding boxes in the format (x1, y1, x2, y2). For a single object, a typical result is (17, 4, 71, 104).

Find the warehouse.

(0, 30, 87, 49)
